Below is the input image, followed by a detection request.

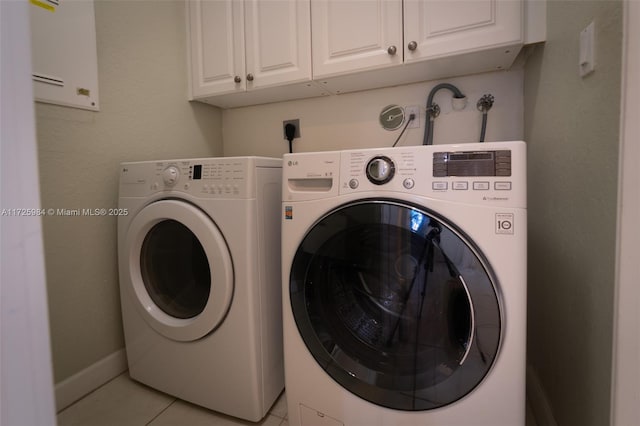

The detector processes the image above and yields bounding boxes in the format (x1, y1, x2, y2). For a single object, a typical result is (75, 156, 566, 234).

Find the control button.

(403, 178, 415, 189)
(432, 182, 448, 190)
(473, 181, 490, 190)
(453, 181, 469, 191)
(349, 179, 359, 189)
(495, 181, 512, 190)
(183, 183, 190, 190)
(151, 183, 159, 191)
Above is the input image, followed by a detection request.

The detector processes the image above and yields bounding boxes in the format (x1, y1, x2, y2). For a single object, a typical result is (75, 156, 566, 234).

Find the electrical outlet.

(283, 119, 301, 139)
(404, 106, 420, 129)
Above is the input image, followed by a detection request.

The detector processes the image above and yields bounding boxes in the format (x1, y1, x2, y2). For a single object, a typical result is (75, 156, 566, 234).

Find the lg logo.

(287, 160, 299, 166)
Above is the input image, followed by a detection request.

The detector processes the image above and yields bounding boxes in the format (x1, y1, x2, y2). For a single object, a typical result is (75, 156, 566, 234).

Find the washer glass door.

(290, 201, 501, 410)
(127, 199, 233, 342)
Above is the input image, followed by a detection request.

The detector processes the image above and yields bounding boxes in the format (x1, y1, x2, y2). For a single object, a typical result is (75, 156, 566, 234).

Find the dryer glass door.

(127, 200, 233, 342)
(140, 219, 210, 319)
(290, 201, 501, 410)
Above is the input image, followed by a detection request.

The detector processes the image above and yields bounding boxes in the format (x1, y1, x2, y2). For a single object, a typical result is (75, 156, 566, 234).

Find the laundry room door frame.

(0, 1, 56, 424)
(611, 1, 640, 425)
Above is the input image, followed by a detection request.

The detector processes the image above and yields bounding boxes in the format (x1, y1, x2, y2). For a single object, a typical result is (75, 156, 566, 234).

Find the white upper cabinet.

(188, 0, 326, 107)
(189, 0, 244, 98)
(404, 0, 522, 63)
(244, 0, 312, 88)
(313, 0, 524, 94)
(404, 0, 523, 86)
(311, 0, 403, 78)
(188, 0, 536, 107)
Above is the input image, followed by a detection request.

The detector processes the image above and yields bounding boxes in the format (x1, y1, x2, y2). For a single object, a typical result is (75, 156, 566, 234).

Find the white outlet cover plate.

(404, 105, 420, 129)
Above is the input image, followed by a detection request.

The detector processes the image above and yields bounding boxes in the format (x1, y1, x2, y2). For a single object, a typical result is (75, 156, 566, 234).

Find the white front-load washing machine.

(118, 156, 284, 422)
(281, 142, 527, 426)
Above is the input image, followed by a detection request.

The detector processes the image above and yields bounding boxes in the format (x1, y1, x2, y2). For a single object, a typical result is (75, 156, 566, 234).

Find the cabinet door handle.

(407, 41, 418, 51)
(234, 76, 242, 83)
(246, 73, 254, 82)
(387, 45, 397, 56)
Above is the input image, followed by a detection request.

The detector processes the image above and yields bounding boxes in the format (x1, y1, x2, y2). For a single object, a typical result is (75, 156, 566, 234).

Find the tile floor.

(56, 373, 288, 426)
(58, 372, 537, 426)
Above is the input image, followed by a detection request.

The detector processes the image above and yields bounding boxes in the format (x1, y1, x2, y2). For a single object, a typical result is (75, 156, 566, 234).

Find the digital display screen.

(193, 165, 202, 180)
(449, 153, 493, 161)
(433, 150, 511, 177)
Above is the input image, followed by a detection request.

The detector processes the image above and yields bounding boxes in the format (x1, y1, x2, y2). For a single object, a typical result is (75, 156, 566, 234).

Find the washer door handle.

(457, 274, 476, 366)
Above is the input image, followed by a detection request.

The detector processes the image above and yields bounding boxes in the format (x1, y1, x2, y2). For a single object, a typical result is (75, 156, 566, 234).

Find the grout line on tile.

(145, 398, 179, 426)
(57, 371, 130, 414)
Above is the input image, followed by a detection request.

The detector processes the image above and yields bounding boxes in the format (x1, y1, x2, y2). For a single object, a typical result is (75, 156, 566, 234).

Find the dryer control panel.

(119, 156, 281, 199)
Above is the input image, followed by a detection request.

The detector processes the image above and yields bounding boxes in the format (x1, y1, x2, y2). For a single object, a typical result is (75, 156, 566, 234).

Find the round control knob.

(162, 166, 179, 186)
(366, 156, 395, 185)
(349, 179, 359, 189)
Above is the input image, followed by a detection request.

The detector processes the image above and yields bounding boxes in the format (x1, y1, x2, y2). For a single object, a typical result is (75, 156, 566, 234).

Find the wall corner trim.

(526, 364, 559, 426)
(54, 349, 128, 412)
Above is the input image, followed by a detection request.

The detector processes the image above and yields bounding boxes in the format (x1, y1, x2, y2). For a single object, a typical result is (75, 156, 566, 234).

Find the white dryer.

(281, 142, 527, 425)
(118, 157, 283, 422)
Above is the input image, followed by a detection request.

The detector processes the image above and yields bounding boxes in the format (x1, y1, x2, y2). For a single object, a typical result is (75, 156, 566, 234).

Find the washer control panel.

(338, 142, 526, 207)
(283, 142, 525, 206)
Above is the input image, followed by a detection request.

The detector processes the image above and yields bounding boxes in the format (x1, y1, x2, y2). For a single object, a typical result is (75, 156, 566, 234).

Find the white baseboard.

(526, 364, 558, 426)
(54, 348, 128, 412)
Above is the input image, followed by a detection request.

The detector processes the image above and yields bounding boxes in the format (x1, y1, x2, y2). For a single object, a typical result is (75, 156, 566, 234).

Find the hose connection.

(476, 94, 495, 113)
(426, 103, 441, 119)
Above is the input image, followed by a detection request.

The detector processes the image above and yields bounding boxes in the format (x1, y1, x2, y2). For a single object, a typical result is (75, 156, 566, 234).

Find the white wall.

(223, 69, 524, 155)
(35, 0, 223, 390)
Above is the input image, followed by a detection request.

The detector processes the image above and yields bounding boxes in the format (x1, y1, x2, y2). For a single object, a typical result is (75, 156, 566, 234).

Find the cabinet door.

(403, 0, 522, 63)
(244, 0, 312, 89)
(311, 0, 403, 79)
(189, 0, 245, 97)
